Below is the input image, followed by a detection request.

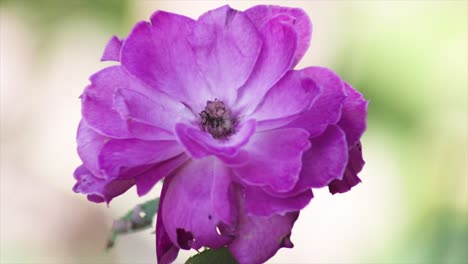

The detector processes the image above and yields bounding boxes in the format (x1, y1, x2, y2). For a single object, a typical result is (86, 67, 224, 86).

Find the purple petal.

(156, 174, 180, 264)
(245, 5, 312, 67)
(228, 191, 299, 264)
(135, 154, 189, 196)
(329, 141, 364, 194)
(190, 5, 262, 106)
(233, 128, 310, 193)
(287, 67, 346, 137)
(73, 165, 134, 204)
(121, 11, 212, 111)
(235, 13, 298, 115)
(244, 185, 313, 217)
(161, 158, 235, 250)
(112, 87, 192, 135)
(82, 66, 180, 140)
(100, 35, 123, 62)
(285, 125, 348, 197)
(76, 120, 107, 179)
(338, 82, 369, 147)
(98, 139, 183, 179)
(249, 70, 321, 131)
(174, 119, 256, 161)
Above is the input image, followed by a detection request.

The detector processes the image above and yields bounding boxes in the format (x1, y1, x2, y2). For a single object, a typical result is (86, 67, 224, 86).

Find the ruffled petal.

(338, 82, 369, 147)
(329, 141, 365, 194)
(100, 35, 123, 62)
(112, 87, 192, 134)
(235, 13, 298, 115)
(135, 154, 189, 196)
(284, 125, 348, 197)
(249, 70, 321, 131)
(245, 5, 312, 67)
(76, 120, 107, 179)
(82, 66, 184, 140)
(174, 119, 256, 163)
(98, 139, 183, 179)
(156, 174, 179, 264)
(287, 66, 347, 137)
(72, 165, 134, 204)
(233, 128, 310, 193)
(190, 5, 262, 106)
(244, 185, 313, 217)
(162, 158, 235, 250)
(121, 11, 211, 111)
(228, 195, 299, 264)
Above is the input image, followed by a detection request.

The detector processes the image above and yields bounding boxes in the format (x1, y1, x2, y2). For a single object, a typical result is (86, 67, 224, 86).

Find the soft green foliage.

(106, 198, 160, 250)
(185, 248, 238, 264)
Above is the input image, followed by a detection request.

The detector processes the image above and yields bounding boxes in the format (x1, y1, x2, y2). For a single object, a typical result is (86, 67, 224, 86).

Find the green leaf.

(106, 197, 160, 250)
(185, 247, 238, 264)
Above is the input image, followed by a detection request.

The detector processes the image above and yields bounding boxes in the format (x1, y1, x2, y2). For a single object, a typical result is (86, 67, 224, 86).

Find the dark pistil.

(199, 99, 234, 139)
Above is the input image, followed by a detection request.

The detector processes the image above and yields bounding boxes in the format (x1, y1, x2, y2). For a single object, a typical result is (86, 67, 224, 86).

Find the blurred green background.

(1, 1, 466, 263)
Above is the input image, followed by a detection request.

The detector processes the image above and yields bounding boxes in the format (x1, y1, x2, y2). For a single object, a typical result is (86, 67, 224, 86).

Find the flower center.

(199, 99, 234, 139)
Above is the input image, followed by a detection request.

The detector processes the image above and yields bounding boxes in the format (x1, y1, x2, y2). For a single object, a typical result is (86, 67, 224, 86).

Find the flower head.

(73, 5, 368, 264)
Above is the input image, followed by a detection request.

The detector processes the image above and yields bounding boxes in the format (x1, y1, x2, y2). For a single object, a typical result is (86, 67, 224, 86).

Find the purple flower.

(73, 5, 368, 264)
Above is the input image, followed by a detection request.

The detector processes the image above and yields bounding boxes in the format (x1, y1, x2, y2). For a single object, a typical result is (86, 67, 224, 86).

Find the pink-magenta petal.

(156, 175, 180, 264)
(190, 5, 262, 105)
(233, 128, 310, 193)
(112, 87, 192, 134)
(73, 165, 134, 204)
(82, 66, 183, 140)
(98, 139, 183, 179)
(135, 154, 189, 197)
(174, 119, 256, 161)
(121, 12, 212, 112)
(338, 82, 369, 147)
(244, 185, 313, 217)
(287, 66, 347, 137)
(235, 13, 298, 115)
(228, 193, 299, 264)
(100, 35, 123, 62)
(295, 125, 348, 193)
(245, 5, 312, 67)
(249, 70, 321, 131)
(76, 120, 107, 179)
(329, 141, 365, 194)
(162, 158, 235, 250)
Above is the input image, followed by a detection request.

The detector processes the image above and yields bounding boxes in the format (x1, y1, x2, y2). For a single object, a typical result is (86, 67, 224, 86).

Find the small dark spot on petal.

(208, 215, 212, 220)
(176, 228, 194, 250)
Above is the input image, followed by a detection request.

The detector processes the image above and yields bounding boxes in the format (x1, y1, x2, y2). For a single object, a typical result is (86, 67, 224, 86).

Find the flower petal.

(156, 175, 179, 264)
(174, 119, 256, 161)
(162, 158, 235, 250)
(98, 139, 183, 179)
(228, 194, 299, 264)
(245, 5, 312, 66)
(235, 13, 298, 115)
(290, 125, 348, 196)
(244, 185, 313, 217)
(338, 82, 369, 147)
(249, 70, 321, 131)
(135, 154, 189, 196)
(190, 5, 262, 105)
(82, 66, 180, 140)
(121, 11, 211, 111)
(100, 35, 123, 62)
(112, 87, 192, 134)
(288, 66, 347, 137)
(76, 120, 107, 179)
(233, 128, 310, 193)
(72, 165, 134, 204)
(329, 141, 365, 194)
